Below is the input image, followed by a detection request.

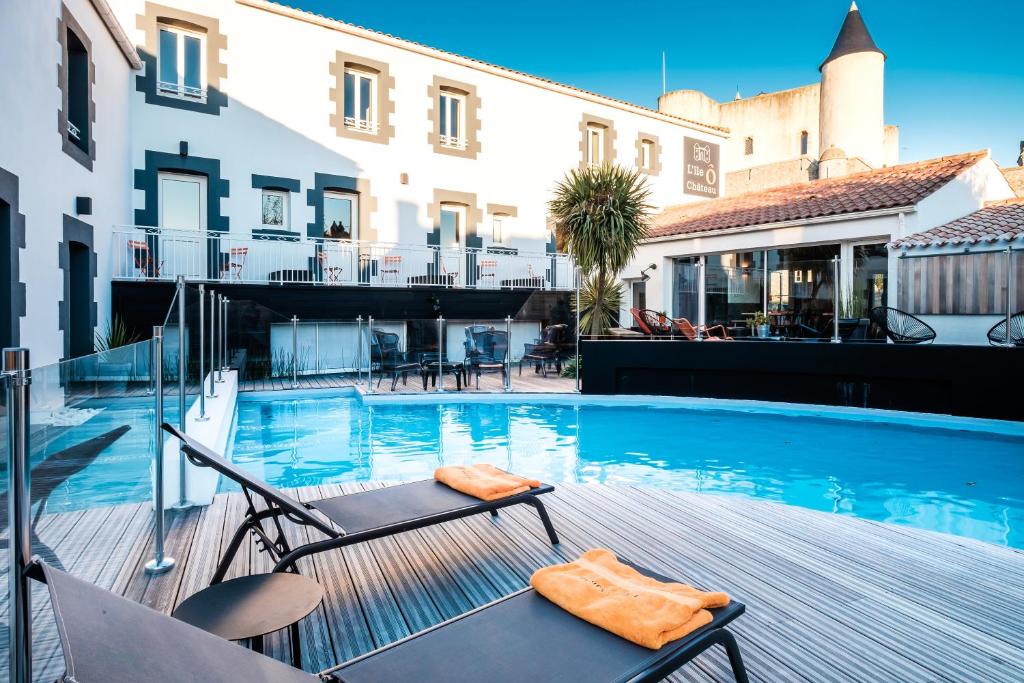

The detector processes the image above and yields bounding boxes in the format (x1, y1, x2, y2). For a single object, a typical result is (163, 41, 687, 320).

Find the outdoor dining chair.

(219, 247, 248, 281)
(127, 239, 161, 278)
(317, 250, 343, 284)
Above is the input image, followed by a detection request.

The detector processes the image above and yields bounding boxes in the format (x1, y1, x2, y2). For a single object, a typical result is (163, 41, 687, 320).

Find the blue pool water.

(230, 393, 1024, 548)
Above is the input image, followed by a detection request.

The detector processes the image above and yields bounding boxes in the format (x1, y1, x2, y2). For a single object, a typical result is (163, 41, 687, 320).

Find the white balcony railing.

(343, 117, 379, 133)
(66, 120, 81, 141)
(439, 134, 467, 150)
(157, 80, 207, 101)
(113, 226, 576, 291)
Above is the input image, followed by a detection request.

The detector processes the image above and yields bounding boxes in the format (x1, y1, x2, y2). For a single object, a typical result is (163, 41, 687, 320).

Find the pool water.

(229, 394, 1024, 549)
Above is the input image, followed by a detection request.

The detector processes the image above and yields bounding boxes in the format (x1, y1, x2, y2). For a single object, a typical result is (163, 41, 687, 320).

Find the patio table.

(421, 360, 465, 390)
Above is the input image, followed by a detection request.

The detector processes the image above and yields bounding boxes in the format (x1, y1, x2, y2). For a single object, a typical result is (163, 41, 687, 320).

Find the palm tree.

(549, 163, 652, 335)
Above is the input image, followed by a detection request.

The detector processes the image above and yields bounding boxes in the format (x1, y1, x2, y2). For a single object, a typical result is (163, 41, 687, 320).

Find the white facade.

(819, 50, 885, 167)
(0, 0, 727, 367)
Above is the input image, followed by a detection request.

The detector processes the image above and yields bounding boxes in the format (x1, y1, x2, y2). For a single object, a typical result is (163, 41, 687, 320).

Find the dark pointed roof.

(819, 2, 885, 71)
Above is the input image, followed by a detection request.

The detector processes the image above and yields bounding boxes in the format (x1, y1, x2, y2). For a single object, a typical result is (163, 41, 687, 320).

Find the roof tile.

(889, 198, 1024, 250)
(650, 151, 988, 240)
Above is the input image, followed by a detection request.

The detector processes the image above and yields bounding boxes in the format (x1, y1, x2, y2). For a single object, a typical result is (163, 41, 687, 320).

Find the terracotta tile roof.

(889, 198, 1024, 251)
(649, 150, 988, 240)
(242, 0, 728, 135)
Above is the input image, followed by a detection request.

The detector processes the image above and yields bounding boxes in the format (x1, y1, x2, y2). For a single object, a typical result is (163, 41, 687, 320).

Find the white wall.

(112, 0, 725, 250)
(0, 0, 134, 367)
(922, 315, 1003, 346)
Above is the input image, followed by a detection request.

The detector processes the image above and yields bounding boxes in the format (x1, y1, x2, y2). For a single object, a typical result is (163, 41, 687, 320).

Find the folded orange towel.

(434, 463, 541, 501)
(530, 548, 729, 649)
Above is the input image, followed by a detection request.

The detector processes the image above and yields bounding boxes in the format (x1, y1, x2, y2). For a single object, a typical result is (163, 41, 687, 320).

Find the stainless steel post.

(145, 327, 175, 575)
(1005, 247, 1014, 347)
(436, 316, 444, 393)
(574, 267, 581, 393)
(291, 315, 299, 389)
(696, 259, 706, 341)
(366, 316, 374, 393)
(216, 294, 224, 382)
(831, 256, 841, 344)
(174, 277, 189, 509)
(196, 283, 207, 421)
(5, 347, 32, 683)
(504, 315, 512, 392)
(208, 291, 218, 396)
(356, 315, 363, 384)
(222, 297, 230, 371)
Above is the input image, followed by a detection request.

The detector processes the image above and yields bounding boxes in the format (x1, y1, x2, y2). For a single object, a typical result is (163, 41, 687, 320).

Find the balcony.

(113, 226, 575, 291)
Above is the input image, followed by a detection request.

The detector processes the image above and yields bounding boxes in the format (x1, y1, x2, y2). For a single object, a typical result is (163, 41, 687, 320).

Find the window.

(744, 137, 754, 155)
(439, 203, 465, 248)
(343, 67, 377, 132)
(640, 139, 654, 170)
(439, 90, 466, 149)
(800, 131, 809, 156)
(65, 28, 89, 153)
(492, 214, 513, 246)
(158, 24, 206, 100)
(323, 191, 357, 240)
(587, 124, 605, 167)
(261, 189, 289, 230)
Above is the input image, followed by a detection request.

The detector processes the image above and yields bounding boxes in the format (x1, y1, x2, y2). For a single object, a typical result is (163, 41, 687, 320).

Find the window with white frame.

(158, 23, 206, 100)
(640, 139, 654, 171)
(343, 67, 377, 132)
(261, 189, 289, 230)
(491, 213, 511, 246)
(587, 124, 605, 167)
(323, 191, 358, 240)
(439, 89, 466, 149)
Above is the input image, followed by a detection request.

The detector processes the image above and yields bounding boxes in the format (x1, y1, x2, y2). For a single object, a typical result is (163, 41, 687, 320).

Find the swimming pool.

(229, 391, 1024, 549)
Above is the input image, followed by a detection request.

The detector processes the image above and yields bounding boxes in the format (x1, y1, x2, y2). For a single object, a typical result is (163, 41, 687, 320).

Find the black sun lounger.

(33, 560, 748, 683)
(161, 423, 559, 583)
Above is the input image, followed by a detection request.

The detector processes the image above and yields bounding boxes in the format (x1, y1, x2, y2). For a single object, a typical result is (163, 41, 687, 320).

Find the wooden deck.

(11, 484, 1024, 682)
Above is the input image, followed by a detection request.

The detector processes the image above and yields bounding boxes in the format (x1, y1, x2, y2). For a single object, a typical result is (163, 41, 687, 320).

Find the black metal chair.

(520, 324, 568, 376)
(987, 312, 1024, 346)
(467, 329, 509, 388)
(372, 329, 421, 390)
(869, 307, 936, 344)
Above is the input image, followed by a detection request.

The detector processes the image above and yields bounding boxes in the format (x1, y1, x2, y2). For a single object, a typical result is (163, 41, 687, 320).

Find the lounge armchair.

(519, 323, 568, 376)
(31, 557, 748, 682)
(630, 308, 671, 336)
(869, 307, 936, 344)
(162, 424, 558, 583)
(987, 312, 1024, 346)
(670, 317, 733, 340)
(465, 328, 509, 388)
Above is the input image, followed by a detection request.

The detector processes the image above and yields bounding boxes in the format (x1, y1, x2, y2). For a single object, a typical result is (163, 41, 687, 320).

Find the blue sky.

(292, 0, 1023, 167)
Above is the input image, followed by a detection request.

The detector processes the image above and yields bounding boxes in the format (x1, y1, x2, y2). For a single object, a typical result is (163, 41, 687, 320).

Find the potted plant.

(750, 312, 771, 339)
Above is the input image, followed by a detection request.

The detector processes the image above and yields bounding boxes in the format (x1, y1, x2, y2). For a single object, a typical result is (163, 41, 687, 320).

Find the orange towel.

(434, 463, 541, 501)
(530, 548, 729, 649)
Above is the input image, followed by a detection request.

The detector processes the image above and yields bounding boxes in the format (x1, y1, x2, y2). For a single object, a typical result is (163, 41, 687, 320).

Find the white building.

(0, 0, 727, 367)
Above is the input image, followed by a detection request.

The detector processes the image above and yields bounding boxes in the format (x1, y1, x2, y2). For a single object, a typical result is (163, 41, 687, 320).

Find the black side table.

(172, 573, 323, 669)
(421, 361, 464, 390)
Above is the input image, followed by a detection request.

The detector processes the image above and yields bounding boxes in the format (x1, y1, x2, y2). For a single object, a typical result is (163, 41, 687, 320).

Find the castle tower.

(819, 2, 886, 168)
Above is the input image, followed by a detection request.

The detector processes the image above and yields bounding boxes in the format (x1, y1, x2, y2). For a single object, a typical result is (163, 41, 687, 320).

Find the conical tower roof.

(819, 2, 885, 71)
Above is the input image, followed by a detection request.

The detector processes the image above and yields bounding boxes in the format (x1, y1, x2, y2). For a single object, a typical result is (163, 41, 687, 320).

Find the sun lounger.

(32, 557, 748, 682)
(161, 423, 559, 583)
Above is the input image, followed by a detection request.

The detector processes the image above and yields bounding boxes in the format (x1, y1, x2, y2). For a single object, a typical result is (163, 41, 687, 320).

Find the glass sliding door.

(766, 244, 839, 336)
(852, 243, 888, 315)
(705, 251, 764, 334)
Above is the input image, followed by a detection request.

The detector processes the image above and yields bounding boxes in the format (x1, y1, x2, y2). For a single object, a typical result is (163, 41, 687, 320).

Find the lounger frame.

(162, 424, 559, 584)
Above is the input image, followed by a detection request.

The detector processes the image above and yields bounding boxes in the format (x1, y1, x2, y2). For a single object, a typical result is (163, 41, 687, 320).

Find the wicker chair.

(868, 307, 936, 344)
(987, 312, 1024, 346)
(629, 308, 671, 336)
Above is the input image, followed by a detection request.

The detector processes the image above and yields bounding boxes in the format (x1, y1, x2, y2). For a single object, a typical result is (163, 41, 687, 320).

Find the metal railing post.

(196, 283, 208, 421)
(1005, 247, 1014, 347)
(208, 290, 218, 396)
(366, 315, 374, 393)
(356, 315, 363, 384)
(436, 315, 444, 393)
(145, 327, 175, 575)
(174, 277, 190, 509)
(216, 294, 224, 382)
(832, 255, 842, 344)
(504, 315, 512, 392)
(291, 315, 299, 389)
(222, 297, 230, 371)
(5, 347, 32, 683)
(696, 260, 707, 341)
(574, 267, 581, 393)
